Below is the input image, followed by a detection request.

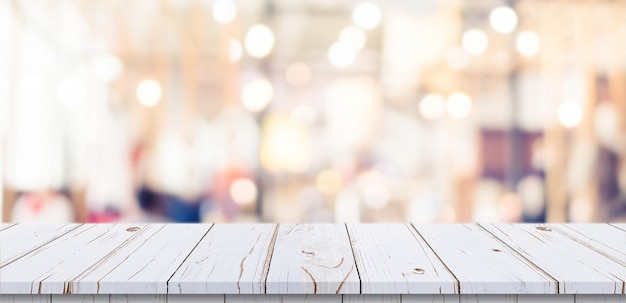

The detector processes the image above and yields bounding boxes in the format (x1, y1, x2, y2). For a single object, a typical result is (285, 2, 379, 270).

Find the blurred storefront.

(0, 0, 624, 223)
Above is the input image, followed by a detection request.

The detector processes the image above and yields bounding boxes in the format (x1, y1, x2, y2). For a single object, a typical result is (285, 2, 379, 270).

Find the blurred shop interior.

(0, 0, 625, 223)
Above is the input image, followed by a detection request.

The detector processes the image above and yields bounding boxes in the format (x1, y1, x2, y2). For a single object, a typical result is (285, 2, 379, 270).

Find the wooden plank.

(51, 295, 109, 302)
(413, 224, 557, 294)
(224, 295, 340, 302)
(481, 224, 626, 294)
(609, 224, 626, 232)
(0, 223, 17, 232)
(517, 295, 574, 302)
(552, 224, 626, 266)
(167, 295, 224, 303)
(69, 224, 211, 294)
(169, 224, 278, 294)
(460, 295, 515, 303)
(0, 224, 150, 294)
(0, 224, 82, 267)
(110, 295, 165, 303)
(0, 295, 51, 303)
(347, 224, 458, 294)
(265, 224, 359, 294)
(574, 294, 626, 303)
(343, 295, 400, 303)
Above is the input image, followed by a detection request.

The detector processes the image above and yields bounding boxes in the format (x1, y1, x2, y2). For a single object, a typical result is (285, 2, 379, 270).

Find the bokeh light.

(229, 178, 257, 205)
(228, 39, 243, 63)
(245, 24, 275, 58)
(56, 77, 85, 105)
(446, 93, 473, 119)
(462, 29, 489, 55)
(212, 0, 237, 24)
(339, 26, 367, 51)
(489, 6, 518, 34)
(241, 78, 274, 112)
(516, 31, 541, 58)
(419, 93, 446, 121)
(363, 183, 389, 209)
(316, 170, 344, 195)
(352, 2, 382, 30)
(136, 79, 162, 107)
(557, 101, 584, 128)
(327, 42, 355, 68)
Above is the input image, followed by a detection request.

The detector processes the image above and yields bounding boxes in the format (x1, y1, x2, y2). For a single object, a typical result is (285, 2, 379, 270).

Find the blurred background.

(0, 0, 625, 224)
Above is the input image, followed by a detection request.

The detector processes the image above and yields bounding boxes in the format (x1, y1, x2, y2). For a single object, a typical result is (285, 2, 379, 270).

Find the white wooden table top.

(0, 223, 624, 295)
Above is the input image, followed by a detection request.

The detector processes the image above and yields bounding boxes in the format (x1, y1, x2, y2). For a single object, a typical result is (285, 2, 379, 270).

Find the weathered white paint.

(402, 295, 459, 302)
(413, 224, 557, 294)
(517, 295, 574, 302)
(109, 295, 165, 303)
(0, 223, 17, 231)
(0, 224, 81, 267)
(553, 224, 626, 267)
(51, 294, 109, 302)
(0, 295, 51, 302)
(343, 295, 401, 302)
(168, 224, 277, 294)
(266, 224, 359, 294)
(225, 294, 340, 302)
(609, 224, 626, 232)
(167, 295, 224, 303)
(0, 224, 149, 294)
(480, 224, 626, 294)
(69, 224, 212, 294)
(347, 224, 458, 294)
(460, 294, 516, 303)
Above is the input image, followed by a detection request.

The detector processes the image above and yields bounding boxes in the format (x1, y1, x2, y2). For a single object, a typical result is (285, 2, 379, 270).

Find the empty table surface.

(0, 223, 624, 296)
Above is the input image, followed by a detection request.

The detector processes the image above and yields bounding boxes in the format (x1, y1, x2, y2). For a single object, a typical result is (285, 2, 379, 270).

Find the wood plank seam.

(261, 224, 280, 294)
(165, 224, 215, 296)
(476, 224, 561, 294)
(344, 224, 363, 294)
(408, 224, 462, 294)
(551, 225, 626, 267)
(609, 223, 626, 232)
(0, 224, 84, 269)
(0, 223, 17, 232)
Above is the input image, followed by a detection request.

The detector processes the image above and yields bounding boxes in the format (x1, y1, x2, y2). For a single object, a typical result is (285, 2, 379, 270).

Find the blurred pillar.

(541, 1, 567, 222)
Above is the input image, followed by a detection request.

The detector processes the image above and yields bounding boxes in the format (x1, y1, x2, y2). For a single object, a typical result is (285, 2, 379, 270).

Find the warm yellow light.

(447, 93, 472, 119)
(557, 101, 583, 128)
(228, 39, 243, 63)
(516, 31, 541, 58)
(229, 178, 257, 205)
(316, 170, 343, 195)
(327, 42, 355, 68)
(489, 6, 518, 34)
(57, 77, 85, 105)
(136, 79, 162, 107)
(285, 62, 312, 88)
(241, 79, 273, 112)
(339, 26, 367, 51)
(363, 183, 389, 209)
(261, 114, 311, 173)
(462, 29, 488, 55)
(212, 0, 237, 24)
(419, 93, 446, 121)
(245, 24, 275, 58)
(352, 2, 382, 30)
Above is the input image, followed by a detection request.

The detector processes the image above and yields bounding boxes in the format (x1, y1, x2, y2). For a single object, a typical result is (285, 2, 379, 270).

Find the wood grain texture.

(0, 224, 149, 294)
(343, 295, 400, 302)
(347, 224, 458, 294)
(69, 224, 212, 294)
(51, 295, 109, 302)
(0, 295, 51, 302)
(480, 224, 626, 294)
(0, 224, 81, 267)
(265, 224, 359, 294)
(167, 295, 224, 303)
(109, 295, 165, 303)
(413, 224, 557, 294)
(225, 295, 340, 302)
(460, 294, 516, 303)
(516, 295, 574, 302)
(552, 224, 626, 267)
(169, 224, 278, 294)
